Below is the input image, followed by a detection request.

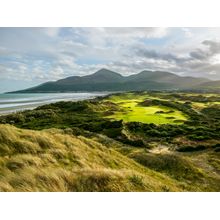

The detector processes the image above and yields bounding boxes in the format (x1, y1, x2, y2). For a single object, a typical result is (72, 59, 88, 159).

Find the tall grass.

(0, 124, 183, 192)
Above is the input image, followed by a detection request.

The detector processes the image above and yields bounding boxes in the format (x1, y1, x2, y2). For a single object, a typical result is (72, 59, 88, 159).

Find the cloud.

(130, 38, 220, 79)
(202, 40, 220, 54)
(134, 47, 189, 64)
(181, 28, 193, 38)
(189, 49, 208, 60)
(97, 27, 168, 39)
(1, 27, 220, 92)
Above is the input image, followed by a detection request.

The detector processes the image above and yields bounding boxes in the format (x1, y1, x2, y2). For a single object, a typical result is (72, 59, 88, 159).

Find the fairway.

(106, 94, 187, 124)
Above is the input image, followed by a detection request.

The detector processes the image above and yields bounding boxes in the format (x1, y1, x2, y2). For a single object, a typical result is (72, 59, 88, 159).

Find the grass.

(0, 91, 219, 191)
(127, 150, 220, 191)
(105, 94, 187, 124)
(0, 124, 184, 192)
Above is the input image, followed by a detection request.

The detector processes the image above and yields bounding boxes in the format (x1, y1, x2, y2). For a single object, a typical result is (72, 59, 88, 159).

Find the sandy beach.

(0, 92, 107, 115)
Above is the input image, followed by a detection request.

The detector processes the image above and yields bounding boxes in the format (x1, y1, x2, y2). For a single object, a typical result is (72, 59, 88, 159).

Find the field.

(0, 91, 220, 191)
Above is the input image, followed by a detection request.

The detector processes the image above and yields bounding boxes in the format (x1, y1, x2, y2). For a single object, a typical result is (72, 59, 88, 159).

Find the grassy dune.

(0, 124, 184, 192)
(0, 91, 219, 191)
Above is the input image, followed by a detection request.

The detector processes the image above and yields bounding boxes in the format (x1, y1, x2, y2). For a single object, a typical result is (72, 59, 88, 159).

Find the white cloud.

(181, 28, 193, 38)
(42, 28, 61, 37)
(1, 27, 220, 91)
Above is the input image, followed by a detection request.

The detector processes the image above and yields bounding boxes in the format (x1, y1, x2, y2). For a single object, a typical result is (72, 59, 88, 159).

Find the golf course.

(106, 93, 187, 124)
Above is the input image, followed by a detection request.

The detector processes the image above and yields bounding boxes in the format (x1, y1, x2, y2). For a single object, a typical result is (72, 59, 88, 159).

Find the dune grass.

(0, 92, 219, 192)
(0, 124, 185, 192)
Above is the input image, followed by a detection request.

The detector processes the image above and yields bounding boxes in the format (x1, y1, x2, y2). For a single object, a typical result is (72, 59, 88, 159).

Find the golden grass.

(0, 124, 184, 192)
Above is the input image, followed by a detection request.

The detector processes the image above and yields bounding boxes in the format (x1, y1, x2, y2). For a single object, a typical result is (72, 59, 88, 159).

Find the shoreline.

(0, 92, 109, 116)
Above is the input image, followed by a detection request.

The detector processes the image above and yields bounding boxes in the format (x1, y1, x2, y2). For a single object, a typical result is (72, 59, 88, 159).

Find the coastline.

(0, 92, 108, 116)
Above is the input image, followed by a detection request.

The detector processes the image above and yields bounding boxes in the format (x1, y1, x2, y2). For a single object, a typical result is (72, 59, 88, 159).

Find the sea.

(0, 92, 108, 115)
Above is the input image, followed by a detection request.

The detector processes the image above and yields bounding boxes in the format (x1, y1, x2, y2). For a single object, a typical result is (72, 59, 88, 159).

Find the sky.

(1, 27, 220, 92)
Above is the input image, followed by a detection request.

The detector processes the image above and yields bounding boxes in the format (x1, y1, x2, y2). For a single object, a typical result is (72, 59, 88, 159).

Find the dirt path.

(149, 145, 170, 154)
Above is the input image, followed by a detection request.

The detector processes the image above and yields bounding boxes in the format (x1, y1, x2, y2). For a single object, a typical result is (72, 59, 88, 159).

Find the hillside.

(0, 124, 182, 192)
(10, 69, 211, 93)
(57, 69, 124, 84)
(194, 80, 220, 90)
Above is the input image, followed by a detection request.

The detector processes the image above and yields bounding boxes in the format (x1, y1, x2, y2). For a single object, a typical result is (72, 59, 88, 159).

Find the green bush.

(176, 145, 206, 152)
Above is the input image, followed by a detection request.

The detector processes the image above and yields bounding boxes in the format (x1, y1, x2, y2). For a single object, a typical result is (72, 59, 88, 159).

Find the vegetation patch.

(0, 124, 184, 192)
(0, 91, 220, 191)
(176, 145, 207, 152)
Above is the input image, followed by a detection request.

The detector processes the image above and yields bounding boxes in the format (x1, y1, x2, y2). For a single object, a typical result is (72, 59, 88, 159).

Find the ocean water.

(0, 92, 108, 115)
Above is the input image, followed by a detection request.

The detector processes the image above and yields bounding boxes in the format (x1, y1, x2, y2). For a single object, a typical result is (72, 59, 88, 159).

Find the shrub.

(129, 175, 144, 186)
(176, 145, 206, 152)
(103, 128, 122, 138)
(212, 143, 220, 149)
(188, 134, 209, 141)
(214, 148, 220, 152)
(146, 129, 161, 136)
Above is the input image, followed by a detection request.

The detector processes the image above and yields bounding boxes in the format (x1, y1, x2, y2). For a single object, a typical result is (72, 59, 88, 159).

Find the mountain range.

(10, 69, 220, 93)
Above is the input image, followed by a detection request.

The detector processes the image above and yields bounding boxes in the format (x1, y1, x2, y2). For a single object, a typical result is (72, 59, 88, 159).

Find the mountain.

(11, 68, 212, 93)
(127, 70, 180, 82)
(56, 69, 124, 85)
(126, 70, 209, 88)
(194, 80, 220, 90)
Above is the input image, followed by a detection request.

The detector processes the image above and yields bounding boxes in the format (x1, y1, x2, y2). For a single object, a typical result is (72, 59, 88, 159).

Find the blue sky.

(1, 27, 220, 92)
